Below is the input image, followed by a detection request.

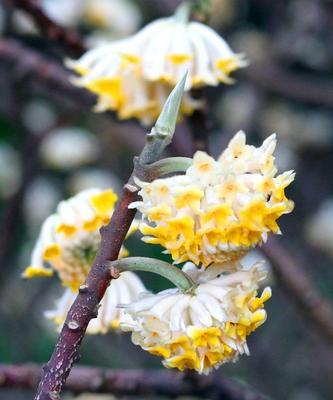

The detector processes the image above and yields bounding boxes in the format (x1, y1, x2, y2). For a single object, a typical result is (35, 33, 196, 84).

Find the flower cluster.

(67, 5, 246, 125)
(132, 131, 295, 267)
(120, 261, 271, 374)
(46, 271, 146, 334)
(23, 188, 146, 334)
(24, 188, 119, 289)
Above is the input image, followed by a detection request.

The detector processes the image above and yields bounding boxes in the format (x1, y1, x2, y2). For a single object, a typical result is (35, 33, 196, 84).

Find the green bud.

(154, 71, 187, 137)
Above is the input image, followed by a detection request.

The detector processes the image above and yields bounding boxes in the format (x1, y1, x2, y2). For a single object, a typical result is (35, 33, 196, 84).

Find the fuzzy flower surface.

(24, 188, 122, 290)
(131, 131, 295, 266)
(120, 261, 271, 374)
(46, 271, 146, 334)
(66, 7, 246, 124)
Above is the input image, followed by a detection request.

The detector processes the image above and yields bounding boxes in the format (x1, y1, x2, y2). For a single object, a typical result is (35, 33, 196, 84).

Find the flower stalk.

(144, 157, 192, 180)
(109, 257, 195, 292)
(174, 2, 192, 24)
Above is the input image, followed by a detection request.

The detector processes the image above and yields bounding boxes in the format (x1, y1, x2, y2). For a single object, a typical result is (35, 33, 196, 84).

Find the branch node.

(109, 266, 121, 279)
(78, 284, 89, 293)
(67, 321, 80, 331)
(124, 183, 138, 193)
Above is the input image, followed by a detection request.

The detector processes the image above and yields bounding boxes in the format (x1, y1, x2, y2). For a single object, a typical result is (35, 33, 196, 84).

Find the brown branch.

(188, 107, 211, 153)
(9, 0, 86, 56)
(262, 237, 333, 344)
(188, 88, 212, 153)
(0, 364, 267, 400)
(0, 38, 94, 108)
(240, 62, 333, 108)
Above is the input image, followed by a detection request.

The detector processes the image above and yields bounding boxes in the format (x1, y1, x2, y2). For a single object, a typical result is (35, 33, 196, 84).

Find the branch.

(9, 0, 86, 56)
(262, 237, 333, 344)
(240, 62, 333, 108)
(33, 77, 187, 400)
(0, 38, 195, 160)
(0, 38, 95, 108)
(0, 364, 267, 400)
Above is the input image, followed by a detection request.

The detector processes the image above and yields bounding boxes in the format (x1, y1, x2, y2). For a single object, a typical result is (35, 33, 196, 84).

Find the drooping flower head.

(117, 4, 247, 88)
(23, 188, 121, 290)
(46, 271, 146, 334)
(66, 47, 201, 125)
(131, 131, 295, 266)
(24, 187, 147, 333)
(66, 4, 246, 124)
(120, 261, 271, 374)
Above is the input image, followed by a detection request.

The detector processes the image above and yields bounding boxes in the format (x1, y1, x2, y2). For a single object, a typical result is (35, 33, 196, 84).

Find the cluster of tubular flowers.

(120, 261, 271, 374)
(66, 5, 247, 125)
(131, 131, 295, 267)
(23, 188, 146, 334)
(46, 272, 146, 334)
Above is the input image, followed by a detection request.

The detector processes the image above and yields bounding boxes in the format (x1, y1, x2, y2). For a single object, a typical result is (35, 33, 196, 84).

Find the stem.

(0, 363, 268, 400)
(262, 237, 333, 344)
(146, 157, 192, 179)
(109, 257, 195, 292)
(10, 0, 85, 56)
(33, 76, 187, 400)
(174, 2, 191, 24)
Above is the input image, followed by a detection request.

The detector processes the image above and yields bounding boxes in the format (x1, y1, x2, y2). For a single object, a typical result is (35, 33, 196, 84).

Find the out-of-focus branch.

(240, 62, 333, 108)
(188, 106, 211, 153)
(0, 364, 267, 400)
(0, 112, 73, 296)
(0, 38, 193, 157)
(8, 0, 85, 56)
(262, 237, 333, 344)
(0, 38, 94, 107)
(136, 0, 182, 15)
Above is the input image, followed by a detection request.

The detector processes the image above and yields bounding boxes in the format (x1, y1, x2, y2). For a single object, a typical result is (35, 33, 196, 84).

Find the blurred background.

(0, 0, 333, 399)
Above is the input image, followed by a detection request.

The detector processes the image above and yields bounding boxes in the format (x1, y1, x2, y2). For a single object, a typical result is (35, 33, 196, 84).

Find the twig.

(240, 62, 333, 108)
(0, 38, 95, 108)
(262, 237, 333, 344)
(188, 105, 211, 152)
(0, 39, 194, 159)
(0, 364, 267, 400)
(8, 0, 85, 56)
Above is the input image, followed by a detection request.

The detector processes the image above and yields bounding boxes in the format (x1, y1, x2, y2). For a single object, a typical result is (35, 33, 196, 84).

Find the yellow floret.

(90, 189, 118, 215)
(22, 266, 54, 278)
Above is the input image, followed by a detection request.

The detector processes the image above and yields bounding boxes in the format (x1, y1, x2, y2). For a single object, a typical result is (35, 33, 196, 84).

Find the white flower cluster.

(24, 188, 147, 334)
(120, 261, 271, 374)
(46, 271, 146, 334)
(67, 5, 246, 124)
